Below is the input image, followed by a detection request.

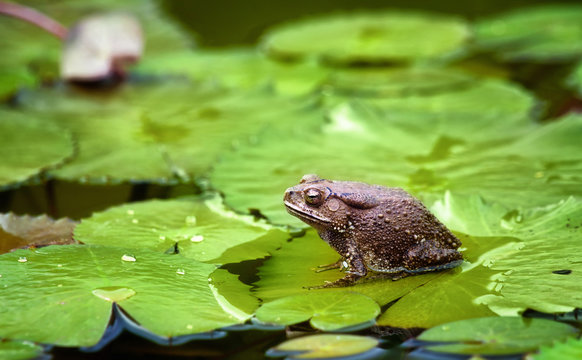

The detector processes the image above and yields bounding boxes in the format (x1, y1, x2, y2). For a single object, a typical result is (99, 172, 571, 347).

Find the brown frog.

(284, 174, 462, 287)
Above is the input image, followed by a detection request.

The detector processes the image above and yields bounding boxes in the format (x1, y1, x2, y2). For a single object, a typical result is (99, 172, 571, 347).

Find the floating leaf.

(414, 317, 578, 355)
(324, 67, 473, 98)
(136, 47, 329, 95)
(255, 292, 380, 331)
(267, 334, 379, 359)
(0, 110, 74, 190)
(0, 213, 77, 254)
(474, 5, 582, 62)
(534, 337, 582, 360)
(75, 195, 288, 263)
(20, 81, 319, 183)
(0, 340, 44, 360)
(0, 245, 255, 346)
(262, 11, 469, 65)
(430, 193, 582, 316)
(212, 78, 537, 225)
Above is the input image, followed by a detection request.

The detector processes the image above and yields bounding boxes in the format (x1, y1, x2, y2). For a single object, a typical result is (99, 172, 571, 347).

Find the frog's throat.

(284, 202, 332, 224)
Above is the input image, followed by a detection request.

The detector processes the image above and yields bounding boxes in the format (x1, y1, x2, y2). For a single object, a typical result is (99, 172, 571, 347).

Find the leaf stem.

(0, 1, 67, 39)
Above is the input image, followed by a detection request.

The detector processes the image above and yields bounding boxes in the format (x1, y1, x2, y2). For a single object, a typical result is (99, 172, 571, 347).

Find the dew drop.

(57, 284, 63, 287)
(121, 254, 136, 262)
(185, 216, 197, 226)
(127, 209, 135, 216)
(92, 286, 136, 302)
(159, 235, 166, 240)
(186, 324, 193, 330)
(57, 264, 63, 268)
(18, 257, 27, 263)
(190, 235, 204, 243)
(176, 269, 186, 275)
(131, 219, 139, 224)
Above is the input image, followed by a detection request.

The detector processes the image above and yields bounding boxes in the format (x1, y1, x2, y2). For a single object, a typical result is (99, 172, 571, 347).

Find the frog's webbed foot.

(312, 258, 345, 273)
(309, 273, 364, 289)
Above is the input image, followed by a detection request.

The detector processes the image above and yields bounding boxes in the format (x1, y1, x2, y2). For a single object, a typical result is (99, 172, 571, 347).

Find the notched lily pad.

(255, 292, 380, 331)
(475, 5, 582, 62)
(0, 213, 77, 254)
(267, 334, 380, 359)
(410, 317, 578, 356)
(75, 194, 288, 263)
(0, 244, 255, 346)
(262, 11, 470, 65)
(0, 110, 74, 190)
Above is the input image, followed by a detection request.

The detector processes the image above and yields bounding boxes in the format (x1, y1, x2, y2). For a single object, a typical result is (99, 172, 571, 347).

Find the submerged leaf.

(0, 110, 74, 190)
(262, 11, 469, 65)
(255, 292, 380, 331)
(268, 334, 379, 359)
(75, 195, 287, 263)
(0, 213, 77, 254)
(0, 245, 255, 346)
(415, 317, 578, 355)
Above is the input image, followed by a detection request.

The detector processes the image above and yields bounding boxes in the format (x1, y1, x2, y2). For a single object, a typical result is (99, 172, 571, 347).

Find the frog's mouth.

(284, 202, 331, 225)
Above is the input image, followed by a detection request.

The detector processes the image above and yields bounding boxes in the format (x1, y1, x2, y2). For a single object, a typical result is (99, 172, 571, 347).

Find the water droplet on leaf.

(176, 269, 186, 275)
(121, 254, 136, 262)
(185, 216, 197, 225)
(18, 257, 27, 263)
(190, 235, 204, 242)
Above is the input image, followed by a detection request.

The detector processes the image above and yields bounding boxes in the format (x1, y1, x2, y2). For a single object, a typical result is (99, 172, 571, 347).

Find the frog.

(283, 174, 463, 287)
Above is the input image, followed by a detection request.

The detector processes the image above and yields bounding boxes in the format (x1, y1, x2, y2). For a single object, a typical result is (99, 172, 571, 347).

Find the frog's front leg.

(315, 240, 367, 288)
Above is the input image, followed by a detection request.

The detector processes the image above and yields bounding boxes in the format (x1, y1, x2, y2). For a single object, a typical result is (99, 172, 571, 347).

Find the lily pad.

(261, 11, 470, 65)
(324, 67, 474, 98)
(75, 195, 288, 263)
(474, 5, 582, 62)
(534, 337, 582, 360)
(0, 245, 255, 346)
(212, 78, 537, 225)
(136, 47, 329, 95)
(431, 193, 582, 316)
(0, 340, 44, 360)
(255, 292, 380, 331)
(0, 213, 77, 254)
(414, 317, 578, 355)
(267, 334, 379, 359)
(21, 81, 319, 183)
(0, 110, 74, 190)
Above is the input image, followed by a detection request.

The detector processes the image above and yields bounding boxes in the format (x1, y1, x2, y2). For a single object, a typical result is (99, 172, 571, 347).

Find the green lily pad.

(0, 245, 255, 346)
(21, 81, 319, 183)
(430, 193, 582, 316)
(0, 213, 77, 254)
(136, 47, 329, 95)
(255, 292, 380, 331)
(534, 337, 582, 360)
(415, 317, 578, 355)
(0, 0, 192, 94)
(261, 11, 470, 65)
(0, 110, 74, 190)
(324, 67, 474, 98)
(474, 5, 582, 62)
(75, 195, 288, 263)
(268, 334, 379, 359)
(0, 340, 44, 360)
(212, 78, 537, 225)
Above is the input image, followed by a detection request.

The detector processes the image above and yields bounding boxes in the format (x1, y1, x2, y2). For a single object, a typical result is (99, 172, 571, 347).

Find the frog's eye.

(304, 188, 323, 206)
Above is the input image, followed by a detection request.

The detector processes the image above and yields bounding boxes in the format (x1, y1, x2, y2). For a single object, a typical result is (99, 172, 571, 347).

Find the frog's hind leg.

(405, 240, 463, 272)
